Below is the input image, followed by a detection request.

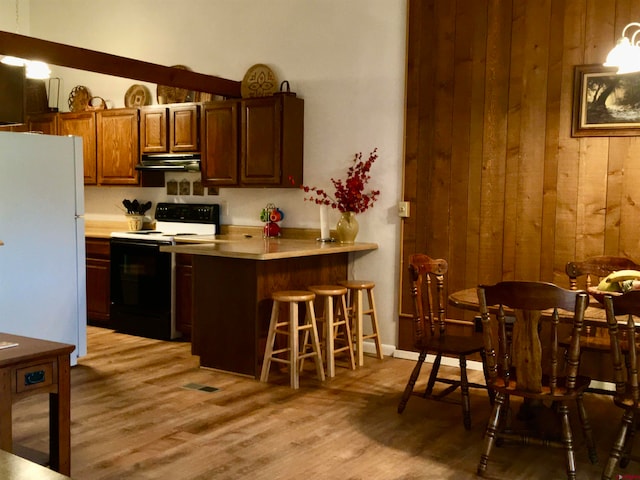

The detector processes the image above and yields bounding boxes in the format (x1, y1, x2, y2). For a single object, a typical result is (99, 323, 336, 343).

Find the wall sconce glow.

(0, 56, 51, 79)
(604, 22, 640, 74)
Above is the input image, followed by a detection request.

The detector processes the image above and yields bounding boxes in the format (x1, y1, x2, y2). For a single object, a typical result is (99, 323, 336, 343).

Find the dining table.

(448, 286, 619, 388)
(448, 287, 608, 326)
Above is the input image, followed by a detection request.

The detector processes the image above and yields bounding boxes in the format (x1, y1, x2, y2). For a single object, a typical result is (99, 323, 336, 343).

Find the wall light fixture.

(604, 22, 640, 74)
(1, 55, 50, 79)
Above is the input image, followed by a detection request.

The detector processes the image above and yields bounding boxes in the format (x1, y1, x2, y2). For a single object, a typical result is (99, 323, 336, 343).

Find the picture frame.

(572, 64, 640, 137)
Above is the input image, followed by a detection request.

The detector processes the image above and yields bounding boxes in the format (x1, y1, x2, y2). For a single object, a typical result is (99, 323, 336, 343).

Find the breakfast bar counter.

(164, 235, 378, 260)
(162, 238, 378, 378)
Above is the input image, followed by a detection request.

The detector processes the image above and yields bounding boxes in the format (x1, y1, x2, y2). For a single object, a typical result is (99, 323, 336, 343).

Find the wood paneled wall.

(400, 0, 640, 348)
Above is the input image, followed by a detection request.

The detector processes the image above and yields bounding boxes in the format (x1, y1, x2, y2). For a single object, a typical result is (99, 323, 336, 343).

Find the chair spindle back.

(408, 254, 448, 341)
(604, 290, 640, 405)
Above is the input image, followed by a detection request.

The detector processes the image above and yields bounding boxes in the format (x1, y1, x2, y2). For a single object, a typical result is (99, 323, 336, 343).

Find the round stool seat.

(338, 279, 382, 366)
(272, 290, 316, 302)
(308, 285, 348, 296)
(338, 280, 375, 290)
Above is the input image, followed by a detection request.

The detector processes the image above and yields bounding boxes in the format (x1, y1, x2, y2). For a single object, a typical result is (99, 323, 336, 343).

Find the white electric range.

(111, 203, 220, 243)
(109, 203, 220, 340)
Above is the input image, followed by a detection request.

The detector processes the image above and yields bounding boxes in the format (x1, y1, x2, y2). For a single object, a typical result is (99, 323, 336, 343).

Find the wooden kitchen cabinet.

(200, 101, 239, 186)
(240, 95, 303, 187)
(28, 112, 58, 134)
(58, 111, 97, 185)
(0, 123, 28, 132)
(59, 109, 139, 186)
(139, 106, 167, 153)
(86, 238, 110, 325)
(175, 253, 193, 339)
(199, 96, 304, 188)
(97, 108, 139, 185)
(140, 103, 199, 154)
(0, 113, 56, 134)
(171, 103, 199, 152)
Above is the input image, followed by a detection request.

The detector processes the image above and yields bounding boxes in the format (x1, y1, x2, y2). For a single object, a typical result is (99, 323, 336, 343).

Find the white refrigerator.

(0, 131, 86, 365)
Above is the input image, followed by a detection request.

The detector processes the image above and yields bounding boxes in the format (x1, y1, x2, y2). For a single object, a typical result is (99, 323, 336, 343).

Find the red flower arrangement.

(301, 148, 380, 213)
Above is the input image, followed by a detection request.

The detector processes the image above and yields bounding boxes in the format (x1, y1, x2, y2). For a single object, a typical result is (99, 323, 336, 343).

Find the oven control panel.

(155, 203, 220, 227)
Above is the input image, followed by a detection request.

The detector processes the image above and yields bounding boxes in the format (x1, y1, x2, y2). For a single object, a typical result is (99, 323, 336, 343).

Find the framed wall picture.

(572, 64, 640, 137)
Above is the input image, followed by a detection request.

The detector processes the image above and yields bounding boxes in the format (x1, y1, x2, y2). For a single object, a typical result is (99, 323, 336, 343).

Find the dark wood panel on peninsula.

(192, 253, 348, 378)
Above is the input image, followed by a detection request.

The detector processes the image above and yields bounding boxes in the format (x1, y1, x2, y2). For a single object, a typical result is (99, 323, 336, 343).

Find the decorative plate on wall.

(125, 84, 151, 107)
(157, 65, 195, 104)
(241, 64, 278, 98)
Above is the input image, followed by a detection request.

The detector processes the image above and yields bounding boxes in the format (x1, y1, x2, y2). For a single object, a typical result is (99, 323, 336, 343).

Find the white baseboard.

(390, 348, 615, 393)
(392, 348, 485, 371)
(361, 340, 396, 357)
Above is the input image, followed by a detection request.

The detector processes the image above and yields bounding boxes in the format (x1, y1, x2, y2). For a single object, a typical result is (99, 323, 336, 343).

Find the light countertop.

(161, 236, 378, 260)
(84, 220, 378, 259)
(85, 221, 327, 241)
(85, 220, 129, 239)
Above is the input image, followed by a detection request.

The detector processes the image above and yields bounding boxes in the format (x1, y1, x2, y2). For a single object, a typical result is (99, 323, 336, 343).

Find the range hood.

(136, 153, 201, 172)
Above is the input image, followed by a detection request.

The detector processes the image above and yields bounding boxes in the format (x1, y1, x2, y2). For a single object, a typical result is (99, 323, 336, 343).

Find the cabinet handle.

(24, 370, 45, 386)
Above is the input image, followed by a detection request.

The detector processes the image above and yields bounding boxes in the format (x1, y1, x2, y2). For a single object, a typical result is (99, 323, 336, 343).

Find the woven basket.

(86, 96, 107, 111)
(68, 85, 91, 112)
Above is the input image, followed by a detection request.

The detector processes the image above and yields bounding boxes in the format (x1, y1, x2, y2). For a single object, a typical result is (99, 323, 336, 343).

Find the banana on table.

(597, 269, 640, 293)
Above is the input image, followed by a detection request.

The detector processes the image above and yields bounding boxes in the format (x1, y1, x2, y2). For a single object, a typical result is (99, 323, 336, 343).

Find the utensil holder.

(126, 214, 144, 231)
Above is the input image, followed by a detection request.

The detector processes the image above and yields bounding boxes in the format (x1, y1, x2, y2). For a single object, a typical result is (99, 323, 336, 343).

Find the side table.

(0, 333, 75, 476)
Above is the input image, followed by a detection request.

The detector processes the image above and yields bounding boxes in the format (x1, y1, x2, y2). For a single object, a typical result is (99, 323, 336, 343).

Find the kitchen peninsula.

(162, 237, 378, 378)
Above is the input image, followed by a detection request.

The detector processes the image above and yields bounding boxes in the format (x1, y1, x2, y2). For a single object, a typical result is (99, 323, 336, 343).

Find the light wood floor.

(8, 326, 629, 479)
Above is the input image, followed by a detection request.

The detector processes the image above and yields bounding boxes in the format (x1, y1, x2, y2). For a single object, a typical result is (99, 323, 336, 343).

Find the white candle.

(320, 205, 330, 239)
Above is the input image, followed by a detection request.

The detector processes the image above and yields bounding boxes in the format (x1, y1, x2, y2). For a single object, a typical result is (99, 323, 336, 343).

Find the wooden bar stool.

(338, 280, 383, 366)
(260, 290, 325, 389)
(308, 285, 356, 377)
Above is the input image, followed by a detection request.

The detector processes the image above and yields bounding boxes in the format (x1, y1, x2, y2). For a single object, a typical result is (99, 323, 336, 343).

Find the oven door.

(110, 237, 175, 340)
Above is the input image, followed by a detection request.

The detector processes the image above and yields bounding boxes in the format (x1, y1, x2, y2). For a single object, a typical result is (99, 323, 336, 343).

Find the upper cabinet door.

(140, 103, 199, 154)
(28, 113, 58, 135)
(170, 104, 199, 152)
(200, 101, 239, 186)
(240, 97, 281, 186)
(96, 109, 139, 185)
(240, 96, 303, 187)
(140, 106, 168, 153)
(59, 111, 97, 185)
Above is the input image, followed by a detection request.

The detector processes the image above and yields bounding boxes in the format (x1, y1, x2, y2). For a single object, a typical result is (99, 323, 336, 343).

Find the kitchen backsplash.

(84, 171, 321, 231)
(85, 172, 220, 221)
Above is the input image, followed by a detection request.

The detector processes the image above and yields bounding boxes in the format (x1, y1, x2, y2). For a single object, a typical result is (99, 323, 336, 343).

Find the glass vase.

(336, 211, 359, 244)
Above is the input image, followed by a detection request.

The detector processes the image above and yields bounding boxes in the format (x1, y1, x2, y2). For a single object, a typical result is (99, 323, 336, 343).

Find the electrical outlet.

(398, 201, 410, 218)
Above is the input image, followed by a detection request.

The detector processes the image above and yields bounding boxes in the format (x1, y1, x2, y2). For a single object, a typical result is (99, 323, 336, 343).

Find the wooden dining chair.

(565, 255, 640, 291)
(602, 290, 640, 480)
(564, 256, 640, 372)
(397, 253, 491, 430)
(477, 281, 597, 480)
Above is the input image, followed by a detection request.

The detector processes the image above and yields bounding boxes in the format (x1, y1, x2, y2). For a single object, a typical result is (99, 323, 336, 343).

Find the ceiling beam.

(0, 31, 241, 98)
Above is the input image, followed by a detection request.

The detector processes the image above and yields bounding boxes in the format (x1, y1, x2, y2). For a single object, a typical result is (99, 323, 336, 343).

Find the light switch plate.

(398, 201, 410, 218)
